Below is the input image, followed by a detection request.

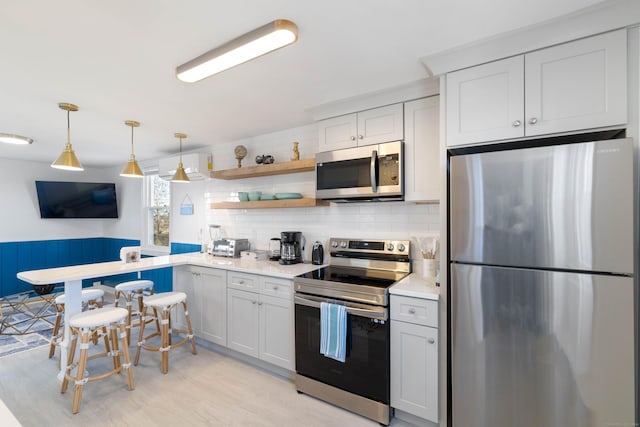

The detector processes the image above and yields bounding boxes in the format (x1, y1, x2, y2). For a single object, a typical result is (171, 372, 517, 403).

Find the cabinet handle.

(358, 134, 364, 139)
(428, 338, 435, 344)
(252, 300, 257, 305)
(408, 308, 416, 314)
(512, 120, 521, 127)
(528, 117, 538, 125)
(258, 302, 263, 306)
(238, 280, 244, 284)
(273, 285, 279, 290)
(350, 136, 356, 141)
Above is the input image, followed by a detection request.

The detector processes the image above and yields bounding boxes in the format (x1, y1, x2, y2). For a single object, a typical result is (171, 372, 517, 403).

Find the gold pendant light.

(51, 103, 84, 171)
(171, 133, 190, 183)
(120, 120, 144, 178)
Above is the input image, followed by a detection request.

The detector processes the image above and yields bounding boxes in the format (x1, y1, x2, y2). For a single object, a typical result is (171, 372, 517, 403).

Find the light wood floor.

(0, 340, 413, 426)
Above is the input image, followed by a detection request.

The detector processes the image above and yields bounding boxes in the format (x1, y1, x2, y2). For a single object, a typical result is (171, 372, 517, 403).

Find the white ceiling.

(0, 0, 609, 168)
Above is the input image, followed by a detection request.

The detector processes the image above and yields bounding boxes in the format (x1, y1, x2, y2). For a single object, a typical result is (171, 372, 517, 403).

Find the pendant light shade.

(120, 120, 144, 178)
(171, 133, 190, 183)
(176, 19, 298, 83)
(51, 103, 83, 171)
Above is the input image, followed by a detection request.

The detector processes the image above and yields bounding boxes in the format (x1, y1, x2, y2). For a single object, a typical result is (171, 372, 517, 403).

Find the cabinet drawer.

(227, 272, 259, 291)
(260, 276, 293, 299)
(391, 295, 438, 327)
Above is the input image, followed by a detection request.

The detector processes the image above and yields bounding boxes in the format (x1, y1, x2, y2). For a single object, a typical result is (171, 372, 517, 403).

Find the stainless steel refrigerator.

(449, 137, 636, 427)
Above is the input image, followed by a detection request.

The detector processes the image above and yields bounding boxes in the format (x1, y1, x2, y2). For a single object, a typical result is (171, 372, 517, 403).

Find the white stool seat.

(143, 292, 186, 308)
(55, 288, 105, 305)
(70, 307, 128, 329)
(114, 280, 154, 292)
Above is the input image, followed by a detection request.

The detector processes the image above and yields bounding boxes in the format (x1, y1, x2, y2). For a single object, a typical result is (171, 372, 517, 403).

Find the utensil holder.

(423, 259, 438, 279)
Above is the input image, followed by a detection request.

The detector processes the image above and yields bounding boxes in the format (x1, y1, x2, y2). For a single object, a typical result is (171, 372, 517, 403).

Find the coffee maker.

(279, 231, 304, 265)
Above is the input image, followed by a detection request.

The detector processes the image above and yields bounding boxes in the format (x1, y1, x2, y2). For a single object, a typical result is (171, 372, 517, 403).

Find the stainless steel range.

(294, 237, 411, 425)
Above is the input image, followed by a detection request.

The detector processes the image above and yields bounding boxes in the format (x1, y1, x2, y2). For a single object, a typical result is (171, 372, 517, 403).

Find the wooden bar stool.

(61, 306, 135, 414)
(114, 279, 158, 344)
(49, 288, 105, 359)
(134, 291, 197, 374)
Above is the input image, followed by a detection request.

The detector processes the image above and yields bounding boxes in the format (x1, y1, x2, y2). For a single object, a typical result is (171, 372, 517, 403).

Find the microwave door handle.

(370, 149, 378, 193)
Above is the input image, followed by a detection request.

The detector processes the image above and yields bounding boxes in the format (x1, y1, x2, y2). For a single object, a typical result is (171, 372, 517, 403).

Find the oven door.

(294, 294, 390, 403)
(315, 141, 403, 201)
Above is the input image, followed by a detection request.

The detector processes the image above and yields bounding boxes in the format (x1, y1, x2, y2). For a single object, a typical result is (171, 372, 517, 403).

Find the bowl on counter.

(238, 192, 249, 202)
(248, 191, 262, 201)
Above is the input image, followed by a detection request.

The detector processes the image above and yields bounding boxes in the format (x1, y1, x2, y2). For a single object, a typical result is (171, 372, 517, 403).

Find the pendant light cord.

(66, 109, 71, 146)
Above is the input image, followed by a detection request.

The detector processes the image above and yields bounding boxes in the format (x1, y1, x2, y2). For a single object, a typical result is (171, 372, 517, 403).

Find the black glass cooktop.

(297, 265, 406, 289)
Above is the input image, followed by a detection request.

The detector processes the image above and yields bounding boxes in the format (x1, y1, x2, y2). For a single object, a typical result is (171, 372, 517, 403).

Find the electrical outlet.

(93, 281, 101, 287)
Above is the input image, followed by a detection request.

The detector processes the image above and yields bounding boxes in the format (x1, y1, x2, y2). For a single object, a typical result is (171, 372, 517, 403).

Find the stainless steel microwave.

(315, 140, 403, 201)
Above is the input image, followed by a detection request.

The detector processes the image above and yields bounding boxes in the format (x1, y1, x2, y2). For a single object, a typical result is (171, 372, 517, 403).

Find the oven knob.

(397, 243, 406, 252)
(387, 243, 394, 251)
(331, 241, 338, 248)
(340, 241, 348, 248)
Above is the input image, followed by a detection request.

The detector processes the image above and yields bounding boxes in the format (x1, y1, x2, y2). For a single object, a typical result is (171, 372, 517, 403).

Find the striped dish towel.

(320, 302, 347, 362)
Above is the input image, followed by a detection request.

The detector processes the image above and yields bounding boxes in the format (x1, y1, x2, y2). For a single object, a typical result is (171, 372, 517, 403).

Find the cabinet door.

(172, 266, 198, 334)
(227, 288, 259, 358)
(404, 96, 440, 202)
(391, 320, 439, 422)
(356, 103, 404, 146)
(197, 269, 227, 346)
(446, 56, 525, 146)
(259, 294, 293, 370)
(525, 29, 627, 136)
(317, 113, 358, 152)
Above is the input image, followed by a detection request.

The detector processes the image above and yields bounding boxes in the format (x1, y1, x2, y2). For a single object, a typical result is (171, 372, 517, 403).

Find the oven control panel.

(328, 238, 410, 257)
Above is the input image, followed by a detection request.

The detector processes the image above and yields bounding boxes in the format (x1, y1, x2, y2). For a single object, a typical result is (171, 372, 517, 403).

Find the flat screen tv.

(35, 181, 119, 219)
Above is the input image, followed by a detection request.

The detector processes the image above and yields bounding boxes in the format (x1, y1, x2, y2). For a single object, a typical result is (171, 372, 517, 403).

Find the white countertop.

(390, 273, 441, 300)
(17, 252, 325, 285)
(180, 252, 326, 279)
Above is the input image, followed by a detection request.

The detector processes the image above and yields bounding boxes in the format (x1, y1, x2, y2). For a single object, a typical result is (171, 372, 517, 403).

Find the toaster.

(210, 238, 250, 258)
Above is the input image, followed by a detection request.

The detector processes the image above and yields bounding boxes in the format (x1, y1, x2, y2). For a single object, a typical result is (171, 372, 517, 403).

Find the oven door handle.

(294, 295, 388, 320)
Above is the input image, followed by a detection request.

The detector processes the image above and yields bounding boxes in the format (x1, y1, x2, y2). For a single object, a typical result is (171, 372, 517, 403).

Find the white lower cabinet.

(173, 265, 227, 346)
(227, 275, 294, 370)
(390, 295, 439, 423)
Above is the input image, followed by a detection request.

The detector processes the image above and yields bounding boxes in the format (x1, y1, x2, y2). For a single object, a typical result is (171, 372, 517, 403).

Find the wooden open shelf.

(210, 198, 329, 209)
(210, 158, 315, 180)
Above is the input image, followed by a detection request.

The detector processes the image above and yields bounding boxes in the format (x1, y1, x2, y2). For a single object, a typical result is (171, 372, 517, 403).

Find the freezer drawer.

(450, 263, 635, 427)
(449, 138, 634, 274)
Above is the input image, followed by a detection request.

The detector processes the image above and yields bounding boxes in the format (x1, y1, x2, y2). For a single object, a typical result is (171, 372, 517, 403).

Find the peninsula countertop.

(17, 252, 325, 285)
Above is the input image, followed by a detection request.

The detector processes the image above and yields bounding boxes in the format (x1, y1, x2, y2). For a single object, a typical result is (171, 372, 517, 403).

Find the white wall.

(169, 124, 441, 269)
(0, 158, 141, 242)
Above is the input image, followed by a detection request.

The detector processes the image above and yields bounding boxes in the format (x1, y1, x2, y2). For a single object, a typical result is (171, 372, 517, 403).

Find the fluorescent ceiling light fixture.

(176, 19, 298, 83)
(51, 102, 84, 171)
(120, 120, 144, 178)
(0, 133, 33, 145)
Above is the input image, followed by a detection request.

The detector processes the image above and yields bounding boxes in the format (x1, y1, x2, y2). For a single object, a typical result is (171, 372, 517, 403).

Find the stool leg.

(71, 329, 91, 414)
(182, 300, 197, 355)
(124, 293, 134, 346)
(161, 308, 170, 374)
(61, 327, 78, 394)
(117, 322, 135, 390)
(134, 306, 147, 366)
(49, 303, 64, 359)
(107, 325, 121, 370)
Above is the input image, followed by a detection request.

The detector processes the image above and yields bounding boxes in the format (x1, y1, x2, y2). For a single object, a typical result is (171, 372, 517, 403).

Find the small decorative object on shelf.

(207, 154, 213, 171)
(291, 141, 300, 161)
(234, 145, 247, 168)
(256, 154, 275, 165)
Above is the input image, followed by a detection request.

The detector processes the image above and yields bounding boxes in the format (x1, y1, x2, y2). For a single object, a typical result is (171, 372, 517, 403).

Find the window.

(144, 174, 170, 251)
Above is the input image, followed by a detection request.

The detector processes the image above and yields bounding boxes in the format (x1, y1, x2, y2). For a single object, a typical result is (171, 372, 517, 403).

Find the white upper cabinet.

(404, 96, 440, 202)
(318, 103, 404, 151)
(446, 29, 627, 146)
(524, 30, 627, 136)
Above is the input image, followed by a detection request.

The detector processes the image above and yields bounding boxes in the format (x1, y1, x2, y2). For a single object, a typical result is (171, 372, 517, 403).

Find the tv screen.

(35, 181, 119, 219)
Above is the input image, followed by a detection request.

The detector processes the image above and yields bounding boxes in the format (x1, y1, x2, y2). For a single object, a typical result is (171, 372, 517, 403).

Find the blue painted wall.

(4, 239, 201, 297)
